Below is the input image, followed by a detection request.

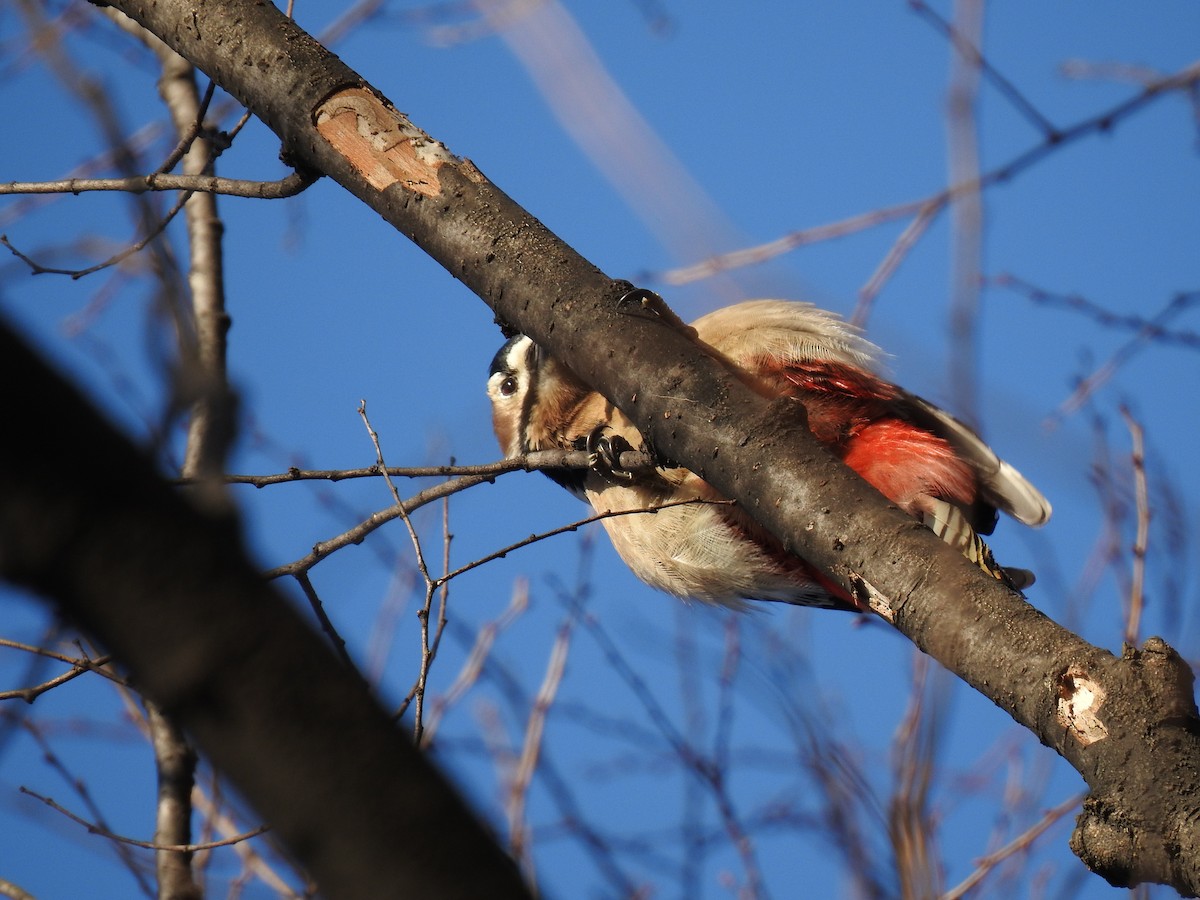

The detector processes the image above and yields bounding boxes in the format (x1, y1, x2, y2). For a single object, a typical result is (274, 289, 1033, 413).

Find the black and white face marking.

(486, 335, 539, 457)
(487, 334, 593, 499)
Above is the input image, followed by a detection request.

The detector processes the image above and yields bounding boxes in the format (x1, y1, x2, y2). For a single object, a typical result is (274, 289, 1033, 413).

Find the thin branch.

(941, 794, 1083, 900)
(262, 470, 509, 578)
(18, 722, 155, 897)
(890, 654, 946, 898)
(294, 570, 354, 668)
(992, 275, 1200, 349)
(146, 705, 202, 900)
(658, 59, 1200, 285)
(1050, 291, 1200, 422)
(0, 170, 315, 199)
(908, 0, 1058, 135)
(574, 604, 769, 897)
(188, 773, 298, 896)
(430, 496, 735, 589)
(508, 607, 576, 882)
(410, 491, 455, 743)
(356, 400, 450, 743)
(1120, 406, 1150, 647)
(113, 682, 302, 896)
(0, 880, 34, 900)
(155, 76, 217, 172)
(944, 0, 985, 425)
(1, 193, 188, 280)
(0, 638, 122, 701)
(18, 787, 269, 852)
(213, 448, 655, 487)
(438, 611, 646, 896)
(358, 400, 429, 576)
(851, 198, 944, 328)
(415, 578, 529, 738)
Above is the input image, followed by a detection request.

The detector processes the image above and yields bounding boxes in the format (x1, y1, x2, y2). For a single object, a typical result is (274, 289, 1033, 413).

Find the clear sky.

(1, 1, 1198, 897)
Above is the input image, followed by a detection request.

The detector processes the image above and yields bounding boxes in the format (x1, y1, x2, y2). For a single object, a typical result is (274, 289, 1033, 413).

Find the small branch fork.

(0, 11, 317, 283)
(0, 639, 120, 702)
(247, 404, 724, 746)
(257, 448, 663, 581)
(19, 786, 269, 853)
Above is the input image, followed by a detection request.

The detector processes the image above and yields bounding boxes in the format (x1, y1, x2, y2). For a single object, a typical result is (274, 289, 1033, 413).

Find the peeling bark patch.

(848, 573, 894, 622)
(1057, 665, 1109, 745)
(315, 88, 454, 196)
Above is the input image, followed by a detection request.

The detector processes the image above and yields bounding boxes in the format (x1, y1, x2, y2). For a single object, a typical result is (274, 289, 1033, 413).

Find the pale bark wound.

(315, 88, 455, 196)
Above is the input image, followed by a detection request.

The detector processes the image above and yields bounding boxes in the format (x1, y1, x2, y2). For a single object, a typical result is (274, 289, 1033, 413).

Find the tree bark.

(7, 0, 1199, 894)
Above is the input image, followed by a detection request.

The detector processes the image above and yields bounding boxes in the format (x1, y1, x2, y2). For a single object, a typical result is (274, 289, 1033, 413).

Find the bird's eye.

(499, 375, 518, 397)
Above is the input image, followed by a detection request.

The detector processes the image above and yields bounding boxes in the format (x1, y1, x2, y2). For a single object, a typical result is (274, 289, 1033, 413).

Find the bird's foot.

(584, 426, 636, 481)
(615, 286, 694, 335)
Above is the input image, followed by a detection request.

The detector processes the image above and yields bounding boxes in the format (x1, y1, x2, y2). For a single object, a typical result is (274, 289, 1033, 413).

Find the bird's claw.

(615, 287, 694, 335)
(584, 427, 636, 481)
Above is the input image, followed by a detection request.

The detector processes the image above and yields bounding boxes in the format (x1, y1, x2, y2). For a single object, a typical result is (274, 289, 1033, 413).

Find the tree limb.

(0, 320, 532, 899)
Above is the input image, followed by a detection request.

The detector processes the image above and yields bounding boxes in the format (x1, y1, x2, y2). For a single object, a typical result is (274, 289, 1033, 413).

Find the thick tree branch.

(17, 0, 1200, 894)
(0, 320, 531, 899)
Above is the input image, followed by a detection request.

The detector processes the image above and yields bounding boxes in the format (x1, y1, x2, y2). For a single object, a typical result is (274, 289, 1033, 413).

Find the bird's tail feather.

(920, 497, 1035, 591)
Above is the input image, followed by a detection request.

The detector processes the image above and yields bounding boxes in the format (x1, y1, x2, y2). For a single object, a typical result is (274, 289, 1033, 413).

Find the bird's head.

(487, 334, 592, 457)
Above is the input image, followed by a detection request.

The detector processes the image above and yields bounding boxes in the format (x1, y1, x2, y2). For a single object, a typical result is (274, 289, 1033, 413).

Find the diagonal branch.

(0, 317, 534, 899)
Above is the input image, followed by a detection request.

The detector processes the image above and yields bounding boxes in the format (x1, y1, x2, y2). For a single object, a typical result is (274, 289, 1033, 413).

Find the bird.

(486, 299, 1050, 612)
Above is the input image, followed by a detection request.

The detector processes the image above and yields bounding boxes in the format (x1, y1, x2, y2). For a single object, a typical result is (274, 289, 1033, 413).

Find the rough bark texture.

(0, 323, 531, 899)
(7, 0, 1198, 894)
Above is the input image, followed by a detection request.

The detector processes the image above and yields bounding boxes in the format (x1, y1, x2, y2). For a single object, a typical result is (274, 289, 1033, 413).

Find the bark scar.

(847, 572, 895, 623)
(314, 87, 456, 196)
(1056, 665, 1109, 745)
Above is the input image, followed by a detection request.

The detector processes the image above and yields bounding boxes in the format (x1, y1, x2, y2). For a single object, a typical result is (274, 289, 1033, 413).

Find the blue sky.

(2, 1, 1198, 897)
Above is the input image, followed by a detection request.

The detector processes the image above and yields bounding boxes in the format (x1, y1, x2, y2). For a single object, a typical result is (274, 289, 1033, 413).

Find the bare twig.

(356, 400, 452, 742)
(112, 684, 299, 895)
(294, 570, 354, 667)
(0, 639, 121, 702)
(941, 794, 1083, 900)
(262, 470, 507, 578)
(188, 774, 297, 895)
(415, 578, 529, 739)
(358, 401, 428, 572)
(0, 879, 35, 900)
(410, 492, 455, 743)
(431, 496, 735, 588)
(508, 608, 576, 882)
(851, 198, 944, 327)
(944, 0, 985, 425)
(213, 448, 655, 487)
(992, 275, 1200, 349)
(145, 705, 202, 899)
(18, 722, 155, 896)
(1, 193, 188, 280)
(575, 605, 769, 897)
(890, 653, 946, 898)
(19, 787, 269, 852)
(1119, 406, 1150, 646)
(437, 616, 644, 895)
(1050, 291, 1200, 422)
(0, 170, 315, 199)
(659, 59, 1200, 285)
(908, 0, 1058, 135)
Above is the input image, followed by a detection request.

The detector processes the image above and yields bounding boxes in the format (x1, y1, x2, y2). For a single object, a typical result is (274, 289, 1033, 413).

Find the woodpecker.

(487, 299, 1050, 611)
